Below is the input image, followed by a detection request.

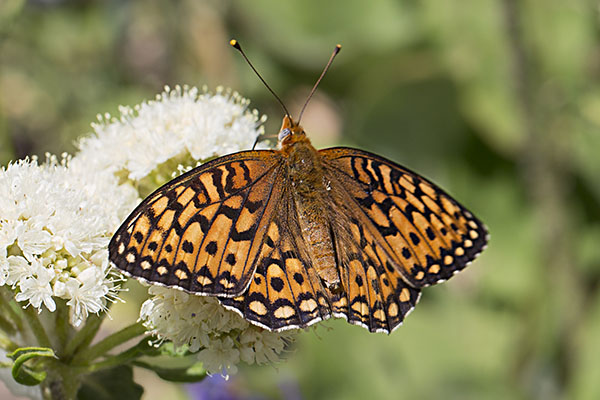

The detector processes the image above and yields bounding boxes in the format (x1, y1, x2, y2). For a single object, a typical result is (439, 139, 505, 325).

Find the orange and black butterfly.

(109, 41, 488, 333)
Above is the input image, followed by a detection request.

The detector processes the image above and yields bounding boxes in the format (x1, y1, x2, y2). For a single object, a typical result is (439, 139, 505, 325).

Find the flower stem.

(0, 312, 16, 337)
(71, 322, 146, 365)
(22, 304, 52, 348)
(86, 347, 141, 373)
(54, 300, 71, 355)
(63, 314, 104, 359)
(42, 359, 82, 400)
(0, 330, 18, 352)
(0, 286, 24, 331)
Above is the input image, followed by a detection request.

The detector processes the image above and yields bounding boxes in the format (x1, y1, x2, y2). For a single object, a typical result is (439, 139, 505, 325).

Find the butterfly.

(109, 42, 488, 334)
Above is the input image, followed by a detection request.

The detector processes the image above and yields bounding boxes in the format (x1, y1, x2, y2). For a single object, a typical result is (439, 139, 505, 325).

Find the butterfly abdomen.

(284, 138, 341, 291)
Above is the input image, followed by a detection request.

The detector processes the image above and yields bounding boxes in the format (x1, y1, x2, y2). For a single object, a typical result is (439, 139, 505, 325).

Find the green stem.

(63, 314, 104, 359)
(42, 359, 82, 400)
(0, 286, 24, 331)
(0, 330, 18, 351)
(22, 305, 52, 348)
(54, 300, 71, 356)
(86, 349, 141, 373)
(72, 322, 146, 365)
(0, 312, 16, 336)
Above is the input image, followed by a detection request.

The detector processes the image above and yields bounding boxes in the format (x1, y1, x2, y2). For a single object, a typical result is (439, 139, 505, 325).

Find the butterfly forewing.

(109, 150, 286, 297)
(321, 147, 488, 288)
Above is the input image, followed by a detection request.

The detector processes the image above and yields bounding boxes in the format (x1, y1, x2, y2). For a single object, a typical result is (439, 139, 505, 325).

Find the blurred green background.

(2, 0, 600, 399)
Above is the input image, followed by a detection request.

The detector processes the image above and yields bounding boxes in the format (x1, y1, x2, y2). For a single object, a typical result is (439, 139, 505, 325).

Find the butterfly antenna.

(297, 44, 341, 124)
(230, 39, 291, 118)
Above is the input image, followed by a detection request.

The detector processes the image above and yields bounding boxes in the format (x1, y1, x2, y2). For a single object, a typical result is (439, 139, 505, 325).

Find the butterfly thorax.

(279, 117, 341, 292)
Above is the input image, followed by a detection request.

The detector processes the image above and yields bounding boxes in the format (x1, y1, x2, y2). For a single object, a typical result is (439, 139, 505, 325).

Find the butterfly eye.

(278, 128, 292, 141)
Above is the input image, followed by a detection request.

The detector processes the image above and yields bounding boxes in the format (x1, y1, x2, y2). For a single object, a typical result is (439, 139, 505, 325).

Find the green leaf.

(134, 360, 206, 383)
(77, 365, 143, 400)
(7, 347, 56, 386)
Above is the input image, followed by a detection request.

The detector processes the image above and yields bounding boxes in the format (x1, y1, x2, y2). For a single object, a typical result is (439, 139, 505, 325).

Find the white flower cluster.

(0, 85, 294, 381)
(75, 85, 266, 183)
(0, 155, 138, 326)
(79, 85, 296, 376)
(140, 287, 293, 376)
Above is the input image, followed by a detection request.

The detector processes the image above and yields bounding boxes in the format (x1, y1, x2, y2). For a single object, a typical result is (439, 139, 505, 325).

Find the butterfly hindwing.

(329, 216, 421, 333)
(321, 147, 488, 288)
(219, 188, 331, 331)
(109, 150, 286, 297)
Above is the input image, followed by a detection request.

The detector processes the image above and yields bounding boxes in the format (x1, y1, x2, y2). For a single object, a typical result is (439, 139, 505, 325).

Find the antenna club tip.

(336, 44, 342, 49)
(230, 39, 241, 49)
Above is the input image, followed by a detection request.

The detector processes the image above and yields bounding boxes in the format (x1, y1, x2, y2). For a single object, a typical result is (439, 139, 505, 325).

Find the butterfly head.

(278, 115, 307, 148)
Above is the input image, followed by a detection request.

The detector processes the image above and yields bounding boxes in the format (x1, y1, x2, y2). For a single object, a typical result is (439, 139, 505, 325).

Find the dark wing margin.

(109, 150, 286, 297)
(320, 147, 488, 289)
(218, 185, 332, 331)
